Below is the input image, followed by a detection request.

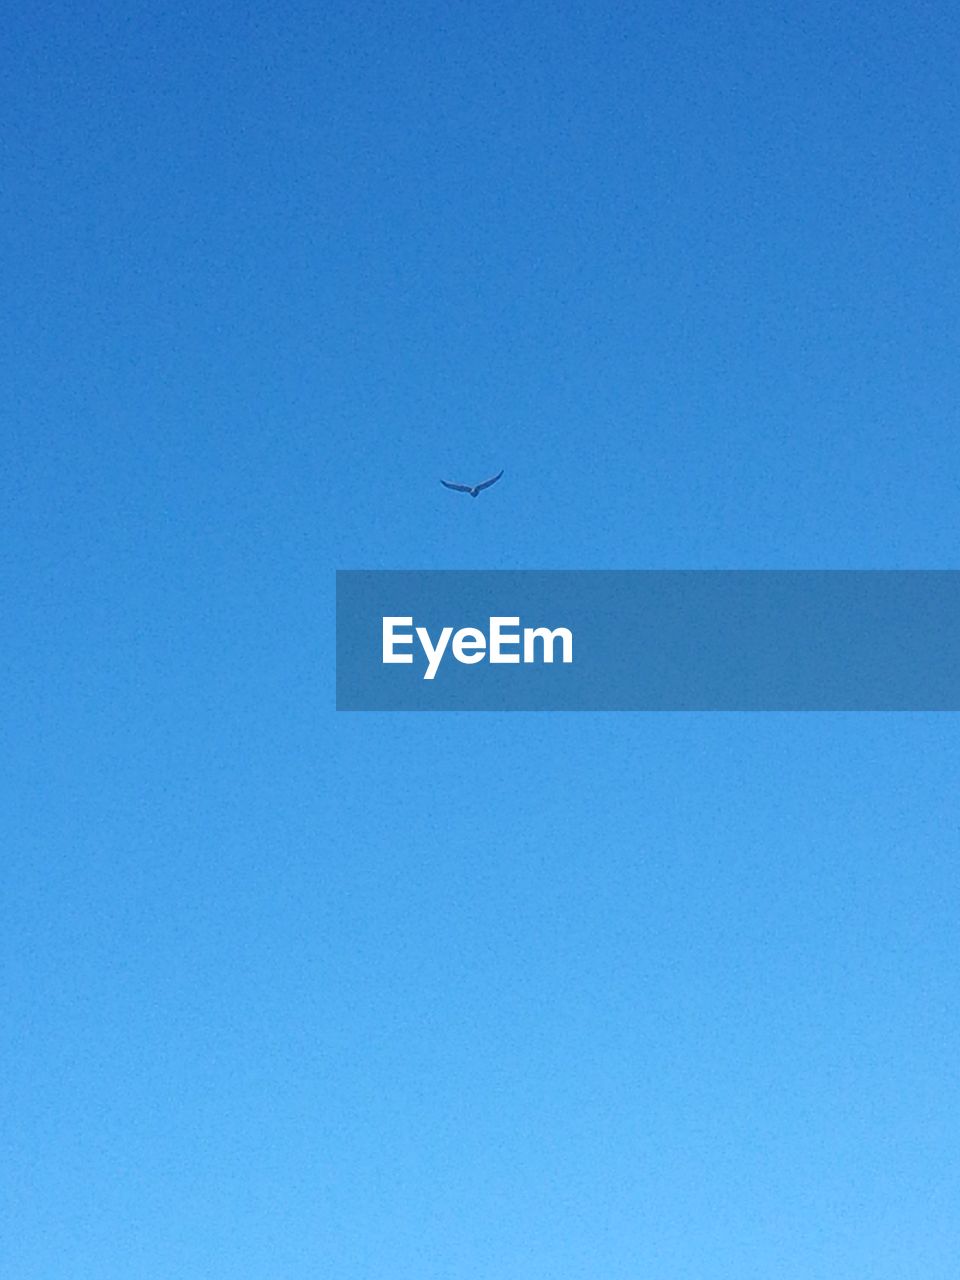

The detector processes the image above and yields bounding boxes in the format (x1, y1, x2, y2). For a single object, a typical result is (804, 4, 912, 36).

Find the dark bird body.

(441, 469, 504, 498)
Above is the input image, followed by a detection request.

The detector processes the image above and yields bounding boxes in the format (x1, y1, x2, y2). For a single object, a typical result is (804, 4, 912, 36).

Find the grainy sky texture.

(3, 3, 960, 1277)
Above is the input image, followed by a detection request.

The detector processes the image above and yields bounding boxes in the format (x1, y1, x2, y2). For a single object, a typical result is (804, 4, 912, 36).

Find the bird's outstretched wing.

(474, 469, 504, 492)
(441, 479, 472, 492)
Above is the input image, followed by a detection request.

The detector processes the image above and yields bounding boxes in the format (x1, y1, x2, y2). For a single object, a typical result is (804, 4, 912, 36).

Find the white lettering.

(382, 617, 414, 664)
(452, 627, 486, 664)
(523, 626, 573, 664)
(382, 617, 574, 679)
(489, 616, 521, 663)
(416, 625, 453, 681)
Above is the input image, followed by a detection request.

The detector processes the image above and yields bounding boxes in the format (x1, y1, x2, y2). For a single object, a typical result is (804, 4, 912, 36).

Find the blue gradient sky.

(3, 3, 960, 1277)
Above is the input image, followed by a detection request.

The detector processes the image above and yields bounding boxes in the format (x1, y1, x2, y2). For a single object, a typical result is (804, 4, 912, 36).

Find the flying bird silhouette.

(440, 469, 504, 498)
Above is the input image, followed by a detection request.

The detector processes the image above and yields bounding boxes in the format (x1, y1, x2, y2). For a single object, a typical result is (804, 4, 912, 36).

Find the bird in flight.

(440, 469, 504, 498)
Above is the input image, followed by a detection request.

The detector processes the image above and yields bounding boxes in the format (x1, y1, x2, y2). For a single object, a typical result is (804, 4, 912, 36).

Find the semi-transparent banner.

(336, 571, 960, 711)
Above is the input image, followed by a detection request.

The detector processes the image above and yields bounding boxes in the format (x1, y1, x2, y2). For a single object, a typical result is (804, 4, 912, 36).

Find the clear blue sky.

(3, 3, 960, 1276)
